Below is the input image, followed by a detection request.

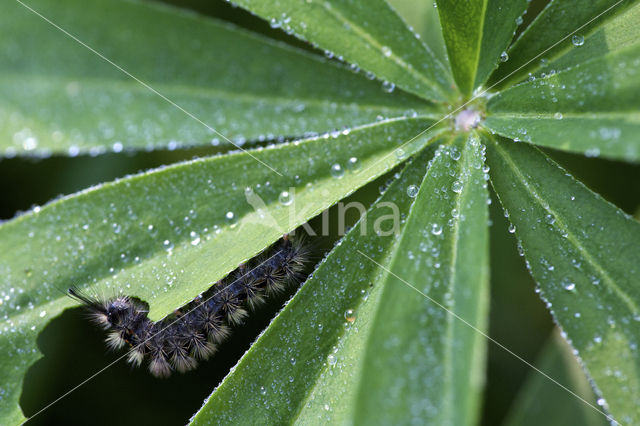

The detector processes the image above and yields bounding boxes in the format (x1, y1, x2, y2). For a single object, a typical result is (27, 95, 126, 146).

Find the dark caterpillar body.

(68, 236, 308, 378)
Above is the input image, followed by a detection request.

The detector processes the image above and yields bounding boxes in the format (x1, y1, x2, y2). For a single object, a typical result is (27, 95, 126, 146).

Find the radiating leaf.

(0, 0, 437, 157)
(386, 0, 450, 67)
(485, 134, 640, 424)
(489, 0, 635, 89)
(354, 133, 489, 424)
(435, 0, 528, 97)
(538, 2, 640, 74)
(192, 132, 489, 425)
(485, 42, 640, 161)
(504, 330, 608, 426)
(0, 117, 444, 424)
(231, 0, 455, 102)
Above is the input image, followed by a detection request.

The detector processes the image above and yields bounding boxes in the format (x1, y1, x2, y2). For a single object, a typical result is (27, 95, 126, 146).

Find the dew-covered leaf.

(0, 0, 436, 157)
(489, 0, 635, 89)
(231, 0, 455, 102)
(191, 132, 489, 424)
(484, 42, 640, 162)
(485, 135, 640, 424)
(534, 2, 640, 75)
(504, 330, 609, 426)
(0, 117, 443, 424)
(435, 0, 528, 97)
(353, 133, 489, 424)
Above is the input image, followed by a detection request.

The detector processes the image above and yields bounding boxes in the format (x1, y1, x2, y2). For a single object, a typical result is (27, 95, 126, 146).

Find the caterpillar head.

(68, 287, 134, 329)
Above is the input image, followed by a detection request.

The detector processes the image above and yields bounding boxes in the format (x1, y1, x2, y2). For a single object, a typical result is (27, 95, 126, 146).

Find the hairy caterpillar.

(68, 236, 308, 378)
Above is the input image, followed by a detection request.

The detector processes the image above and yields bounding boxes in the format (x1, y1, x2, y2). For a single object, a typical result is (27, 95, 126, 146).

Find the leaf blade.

(0, 0, 437, 157)
(485, 39, 640, 161)
(489, 0, 635, 89)
(504, 330, 609, 426)
(353, 133, 490, 424)
(485, 135, 640, 424)
(231, 0, 455, 102)
(435, 0, 528, 96)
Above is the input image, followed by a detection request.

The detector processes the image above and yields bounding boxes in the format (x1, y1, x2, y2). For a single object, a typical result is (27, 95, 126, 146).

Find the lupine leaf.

(485, 134, 640, 424)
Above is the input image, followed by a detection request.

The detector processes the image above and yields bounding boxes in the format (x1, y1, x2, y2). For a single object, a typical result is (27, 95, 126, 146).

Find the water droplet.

(545, 214, 556, 225)
(327, 354, 337, 366)
(225, 211, 235, 221)
(381, 46, 392, 57)
(395, 148, 406, 159)
(290, 357, 296, 365)
(564, 282, 576, 292)
(112, 142, 123, 153)
(39, 310, 46, 318)
(260, 386, 267, 395)
(346, 156, 360, 171)
(279, 191, 294, 206)
(451, 180, 463, 194)
(344, 309, 356, 323)
(554, 112, 563, 120)
(508, 223, 516, 233)
(382, 80, 395, 93)
(571, 34, 584, 46)
(189, 231, 201, 246)
(330, 163, 344, 178)
(431, 223, 443, 236)
(500, 51, 509, 62)
(515, 16, 523, 25)
(406, 185, 419, 198)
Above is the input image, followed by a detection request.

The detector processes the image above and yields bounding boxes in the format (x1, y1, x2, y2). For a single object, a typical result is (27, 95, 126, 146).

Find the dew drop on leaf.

(406, 185, 419, 198)
(571, 34, 584, 46)
(330, 163, 344, 178)
(279, 191, 294, 206)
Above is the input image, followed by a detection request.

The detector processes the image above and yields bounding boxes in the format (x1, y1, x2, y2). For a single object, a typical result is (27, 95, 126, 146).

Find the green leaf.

(191, 133, 489, 424)
(0, 0, 436, 157)
(354, 133, 489, 424)
(504, 330, 608, 426)
(489, 0, 635, 89)
(0, 117, 443, 424)
(435, 0, 528, 97)
(537, 2, 640, 75)
(485, 135, 640, 424)
(484, 40, 640, 162)
(386, 0, 450, 67)
(231, 0, 455, 102)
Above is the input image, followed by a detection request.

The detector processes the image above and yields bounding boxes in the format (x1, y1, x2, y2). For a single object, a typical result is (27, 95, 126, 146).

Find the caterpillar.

(68, 235, 308, 378)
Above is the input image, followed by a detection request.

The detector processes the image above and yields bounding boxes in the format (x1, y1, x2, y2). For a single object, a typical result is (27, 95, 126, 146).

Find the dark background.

(4, 0, 639, 425)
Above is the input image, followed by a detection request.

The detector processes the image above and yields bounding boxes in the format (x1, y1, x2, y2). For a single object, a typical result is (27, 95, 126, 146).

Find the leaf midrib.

(440, 135, 465, 424)
(470, 0, 489, 92)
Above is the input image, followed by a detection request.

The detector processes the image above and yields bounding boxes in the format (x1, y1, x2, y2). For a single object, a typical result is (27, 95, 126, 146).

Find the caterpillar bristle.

(127, 345, 146, 367)
(69, 235, 310, 378)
